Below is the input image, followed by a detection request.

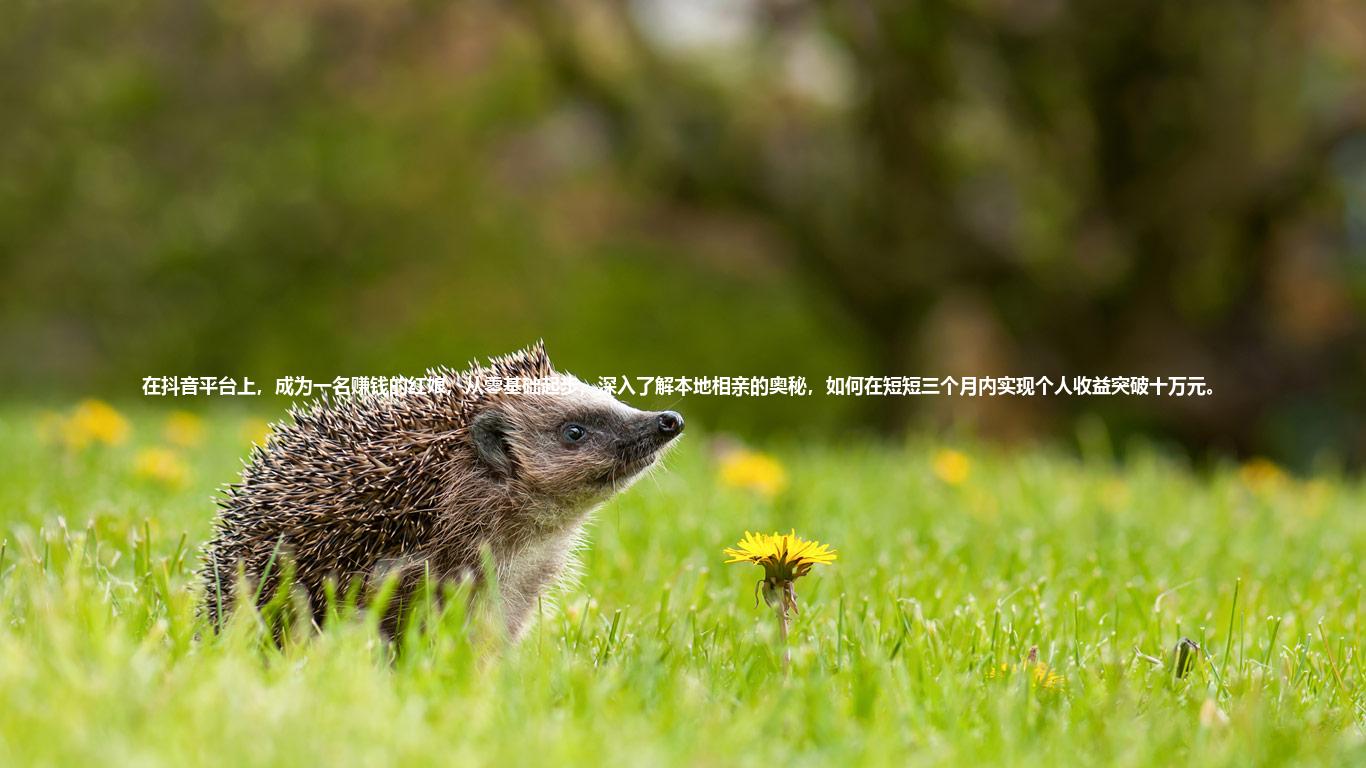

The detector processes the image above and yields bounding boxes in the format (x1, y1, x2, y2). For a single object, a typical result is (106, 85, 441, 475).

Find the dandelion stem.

(776, 601, 791, 667)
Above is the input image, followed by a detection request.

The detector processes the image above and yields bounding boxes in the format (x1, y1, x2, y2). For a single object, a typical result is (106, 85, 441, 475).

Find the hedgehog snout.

(656, 411, 684, 436)
(635, 410, 683, 448)
(612, 409, 685, 463)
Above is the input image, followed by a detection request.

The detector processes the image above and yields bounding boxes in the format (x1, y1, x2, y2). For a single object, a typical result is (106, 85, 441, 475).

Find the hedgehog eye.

(561, 423, 587, 444)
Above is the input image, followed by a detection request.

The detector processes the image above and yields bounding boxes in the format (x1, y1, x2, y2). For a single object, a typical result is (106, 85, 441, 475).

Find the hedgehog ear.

(471, 410, 514, 478)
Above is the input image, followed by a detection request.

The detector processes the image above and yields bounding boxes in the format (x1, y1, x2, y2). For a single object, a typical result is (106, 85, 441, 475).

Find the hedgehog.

(200, 341, 684, 639)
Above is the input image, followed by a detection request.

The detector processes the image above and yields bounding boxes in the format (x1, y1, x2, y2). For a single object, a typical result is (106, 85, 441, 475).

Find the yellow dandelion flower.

(163, 410, 206, 448)
(1239, 457, 1286, 493)
(932, 448, 970, 486)
(133, 447, 189, 487)
(985, 661, 1066, 691)
(724, 530, 837, 582)
(725, 530, 836, 662)
(1031, 662, 1065, 690)
(63, 399, 131, 449)
(719, 450, 788, 497)
(240, 417, 273, 448)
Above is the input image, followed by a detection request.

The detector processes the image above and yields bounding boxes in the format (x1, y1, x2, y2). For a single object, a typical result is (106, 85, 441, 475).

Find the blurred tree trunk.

(515, 0, 1366, 457)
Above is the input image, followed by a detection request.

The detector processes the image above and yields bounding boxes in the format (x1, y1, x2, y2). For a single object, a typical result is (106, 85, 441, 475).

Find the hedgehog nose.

(657, 411, 684, 436)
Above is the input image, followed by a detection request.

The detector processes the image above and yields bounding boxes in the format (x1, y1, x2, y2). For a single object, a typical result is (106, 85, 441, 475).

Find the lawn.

(0, 405, 1362, 766)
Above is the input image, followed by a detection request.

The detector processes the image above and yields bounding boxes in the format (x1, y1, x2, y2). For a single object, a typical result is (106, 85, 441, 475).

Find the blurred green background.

(2, 0, 1364, 466)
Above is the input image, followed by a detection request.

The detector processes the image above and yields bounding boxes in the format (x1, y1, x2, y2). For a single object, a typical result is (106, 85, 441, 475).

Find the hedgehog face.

(470, 374, 684, 510)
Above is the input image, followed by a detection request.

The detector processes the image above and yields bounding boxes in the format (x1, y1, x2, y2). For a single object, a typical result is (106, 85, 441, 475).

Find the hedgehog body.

(200, 342, 683, 638)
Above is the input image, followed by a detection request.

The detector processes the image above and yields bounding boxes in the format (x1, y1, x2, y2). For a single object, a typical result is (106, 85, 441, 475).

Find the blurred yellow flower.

(715, 448, 792, 497)
(240, 418, 273, 448)
(1101, 477, 1131, 509)
(134, 447, 189, 487)
(932, 449, 971, 486)
(1300, 479, 1329, 518)
(1239, 457, 1286, 492)
(61, 399, 131, 449)
(163, 410, 206, 448)
(986, 661, 1065, 691)
(719, 450, 788, 497)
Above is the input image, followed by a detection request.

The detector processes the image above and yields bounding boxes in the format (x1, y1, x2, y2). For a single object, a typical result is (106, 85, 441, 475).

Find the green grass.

(0, 407, 1363, 766)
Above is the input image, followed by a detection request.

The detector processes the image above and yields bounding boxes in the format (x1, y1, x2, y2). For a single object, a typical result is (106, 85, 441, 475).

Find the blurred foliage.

(1, 0, 1364, 465)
